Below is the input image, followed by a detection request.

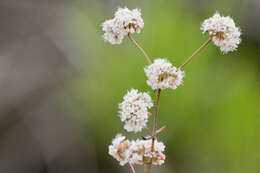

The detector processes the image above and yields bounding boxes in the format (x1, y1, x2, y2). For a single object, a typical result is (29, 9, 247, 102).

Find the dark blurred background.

(0, 0, 259, 173)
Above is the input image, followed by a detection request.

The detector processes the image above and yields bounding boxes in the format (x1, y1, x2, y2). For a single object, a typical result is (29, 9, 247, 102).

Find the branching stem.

(145, 127, 153, 136)
(128, 34, 152, 65)
(179, 37, 212, 70)
(127, 33, 154, 173)
(146, 89, 161, 173)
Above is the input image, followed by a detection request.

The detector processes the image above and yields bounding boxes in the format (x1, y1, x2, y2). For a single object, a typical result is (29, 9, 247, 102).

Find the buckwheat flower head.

(101, 7, 144, 44)
(129, 139, 166, 165)
(108, 134, 132, 165)
(119, 89, 153, 133)
(114, 7, 144, 34)
(102, 18, 125, 44)
(144, 58, 185, 90)
(201, 12, 241, 53)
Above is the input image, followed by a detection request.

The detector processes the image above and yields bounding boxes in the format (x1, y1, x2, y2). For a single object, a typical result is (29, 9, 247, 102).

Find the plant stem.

(128, 34, 152, 65)
(129, 162, 136, 173)
(144, 164, 151, 173)
(128, 34, 154, 173)
(145, 164, 152, 173)
(152, 89, 161, 140)
(145, 127, 153, 136)
(146, 89, 161, 173)
(179, 37, 212, 70)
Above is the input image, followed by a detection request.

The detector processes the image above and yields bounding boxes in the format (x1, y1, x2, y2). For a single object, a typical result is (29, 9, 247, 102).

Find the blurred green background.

(0, 0, 259, 173)
(69, 0, 260, 173)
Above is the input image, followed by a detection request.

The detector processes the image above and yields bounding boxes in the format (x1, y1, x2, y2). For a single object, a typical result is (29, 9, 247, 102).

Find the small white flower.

(144, 58, 185, 90)
(114, 7, 144, 34)
(119, 89, 153, 133)
(108, 134, 132, 165)
(101, 7, 144, 44)
(129, 139, 166, 165)
(201, 12, 241, 53)
(102, 18, 125, 44)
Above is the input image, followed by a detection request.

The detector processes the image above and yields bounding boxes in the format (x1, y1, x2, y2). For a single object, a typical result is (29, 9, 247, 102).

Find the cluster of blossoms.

(102, 7, 144, 44)
(201, 12, 241, 53)
(130, 139, 165, 165)
(103, 6, 241, 172)
(109, 134, 165, 166)
(108, 134, 132, 165)
(119, 89, 153, 133)
(144, 58, 185, 90)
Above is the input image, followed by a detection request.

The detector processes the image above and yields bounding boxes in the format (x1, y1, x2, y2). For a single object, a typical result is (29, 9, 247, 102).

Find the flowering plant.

(102, 7, 241, 173)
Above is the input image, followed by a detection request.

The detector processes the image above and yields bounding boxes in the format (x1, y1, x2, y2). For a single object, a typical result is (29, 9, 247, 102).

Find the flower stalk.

(145, 89, 161, 173)
(128, 34, 152, 65)
(179, 37, 212, 70)
(152, 89, 161, 143)
(129, 162, 136, 173)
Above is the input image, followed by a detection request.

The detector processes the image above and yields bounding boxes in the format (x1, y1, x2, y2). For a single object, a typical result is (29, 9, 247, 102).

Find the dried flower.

(119, 89, 153, 133)
(101, 7, 144, 44)
(144, 58, 185, 90)
(108, 134, 132, 165)
(129, 139, 166, 165)
(201, 12, 241, 53)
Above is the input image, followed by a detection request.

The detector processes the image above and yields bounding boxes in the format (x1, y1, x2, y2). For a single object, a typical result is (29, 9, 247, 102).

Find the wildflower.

(144, 58, 185, 90)
(119, 89, 153, 133)
(114, 7, 144, 34)
(101, 7, 144, 44)
(129, 139, 166, 165)
(201, 12, 241, 53)
(102, 18, 125, 44)
(108, 134, 132, 165)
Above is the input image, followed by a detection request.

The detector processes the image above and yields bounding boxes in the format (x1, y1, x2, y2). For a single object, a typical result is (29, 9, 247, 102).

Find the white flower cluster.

(201, 12, 241, 53)
(119, 89, 153, 133)
(144, 58, 185, 90)
(108, 134, 132, 165)
(130, 139, 166, 165)
(102, 7, 144, 44)
(108, 134, 166, 166)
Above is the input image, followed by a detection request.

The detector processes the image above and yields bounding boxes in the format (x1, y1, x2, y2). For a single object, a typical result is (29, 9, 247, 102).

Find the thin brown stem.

(129, 162, 136, 173)
(128, 34, 152, 65)
(146, 89, 161, 173)
(179, 37, 212, 70)
(142, 126, 167, 140)
(156, 125, 166, 135)
(145, 164, 152, 173)
(152, 89, 161, 139)
(145, 127, 153, 136)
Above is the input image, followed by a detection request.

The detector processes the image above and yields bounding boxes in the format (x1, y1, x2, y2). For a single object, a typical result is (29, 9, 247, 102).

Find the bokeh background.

(0, 0, 260, 173)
